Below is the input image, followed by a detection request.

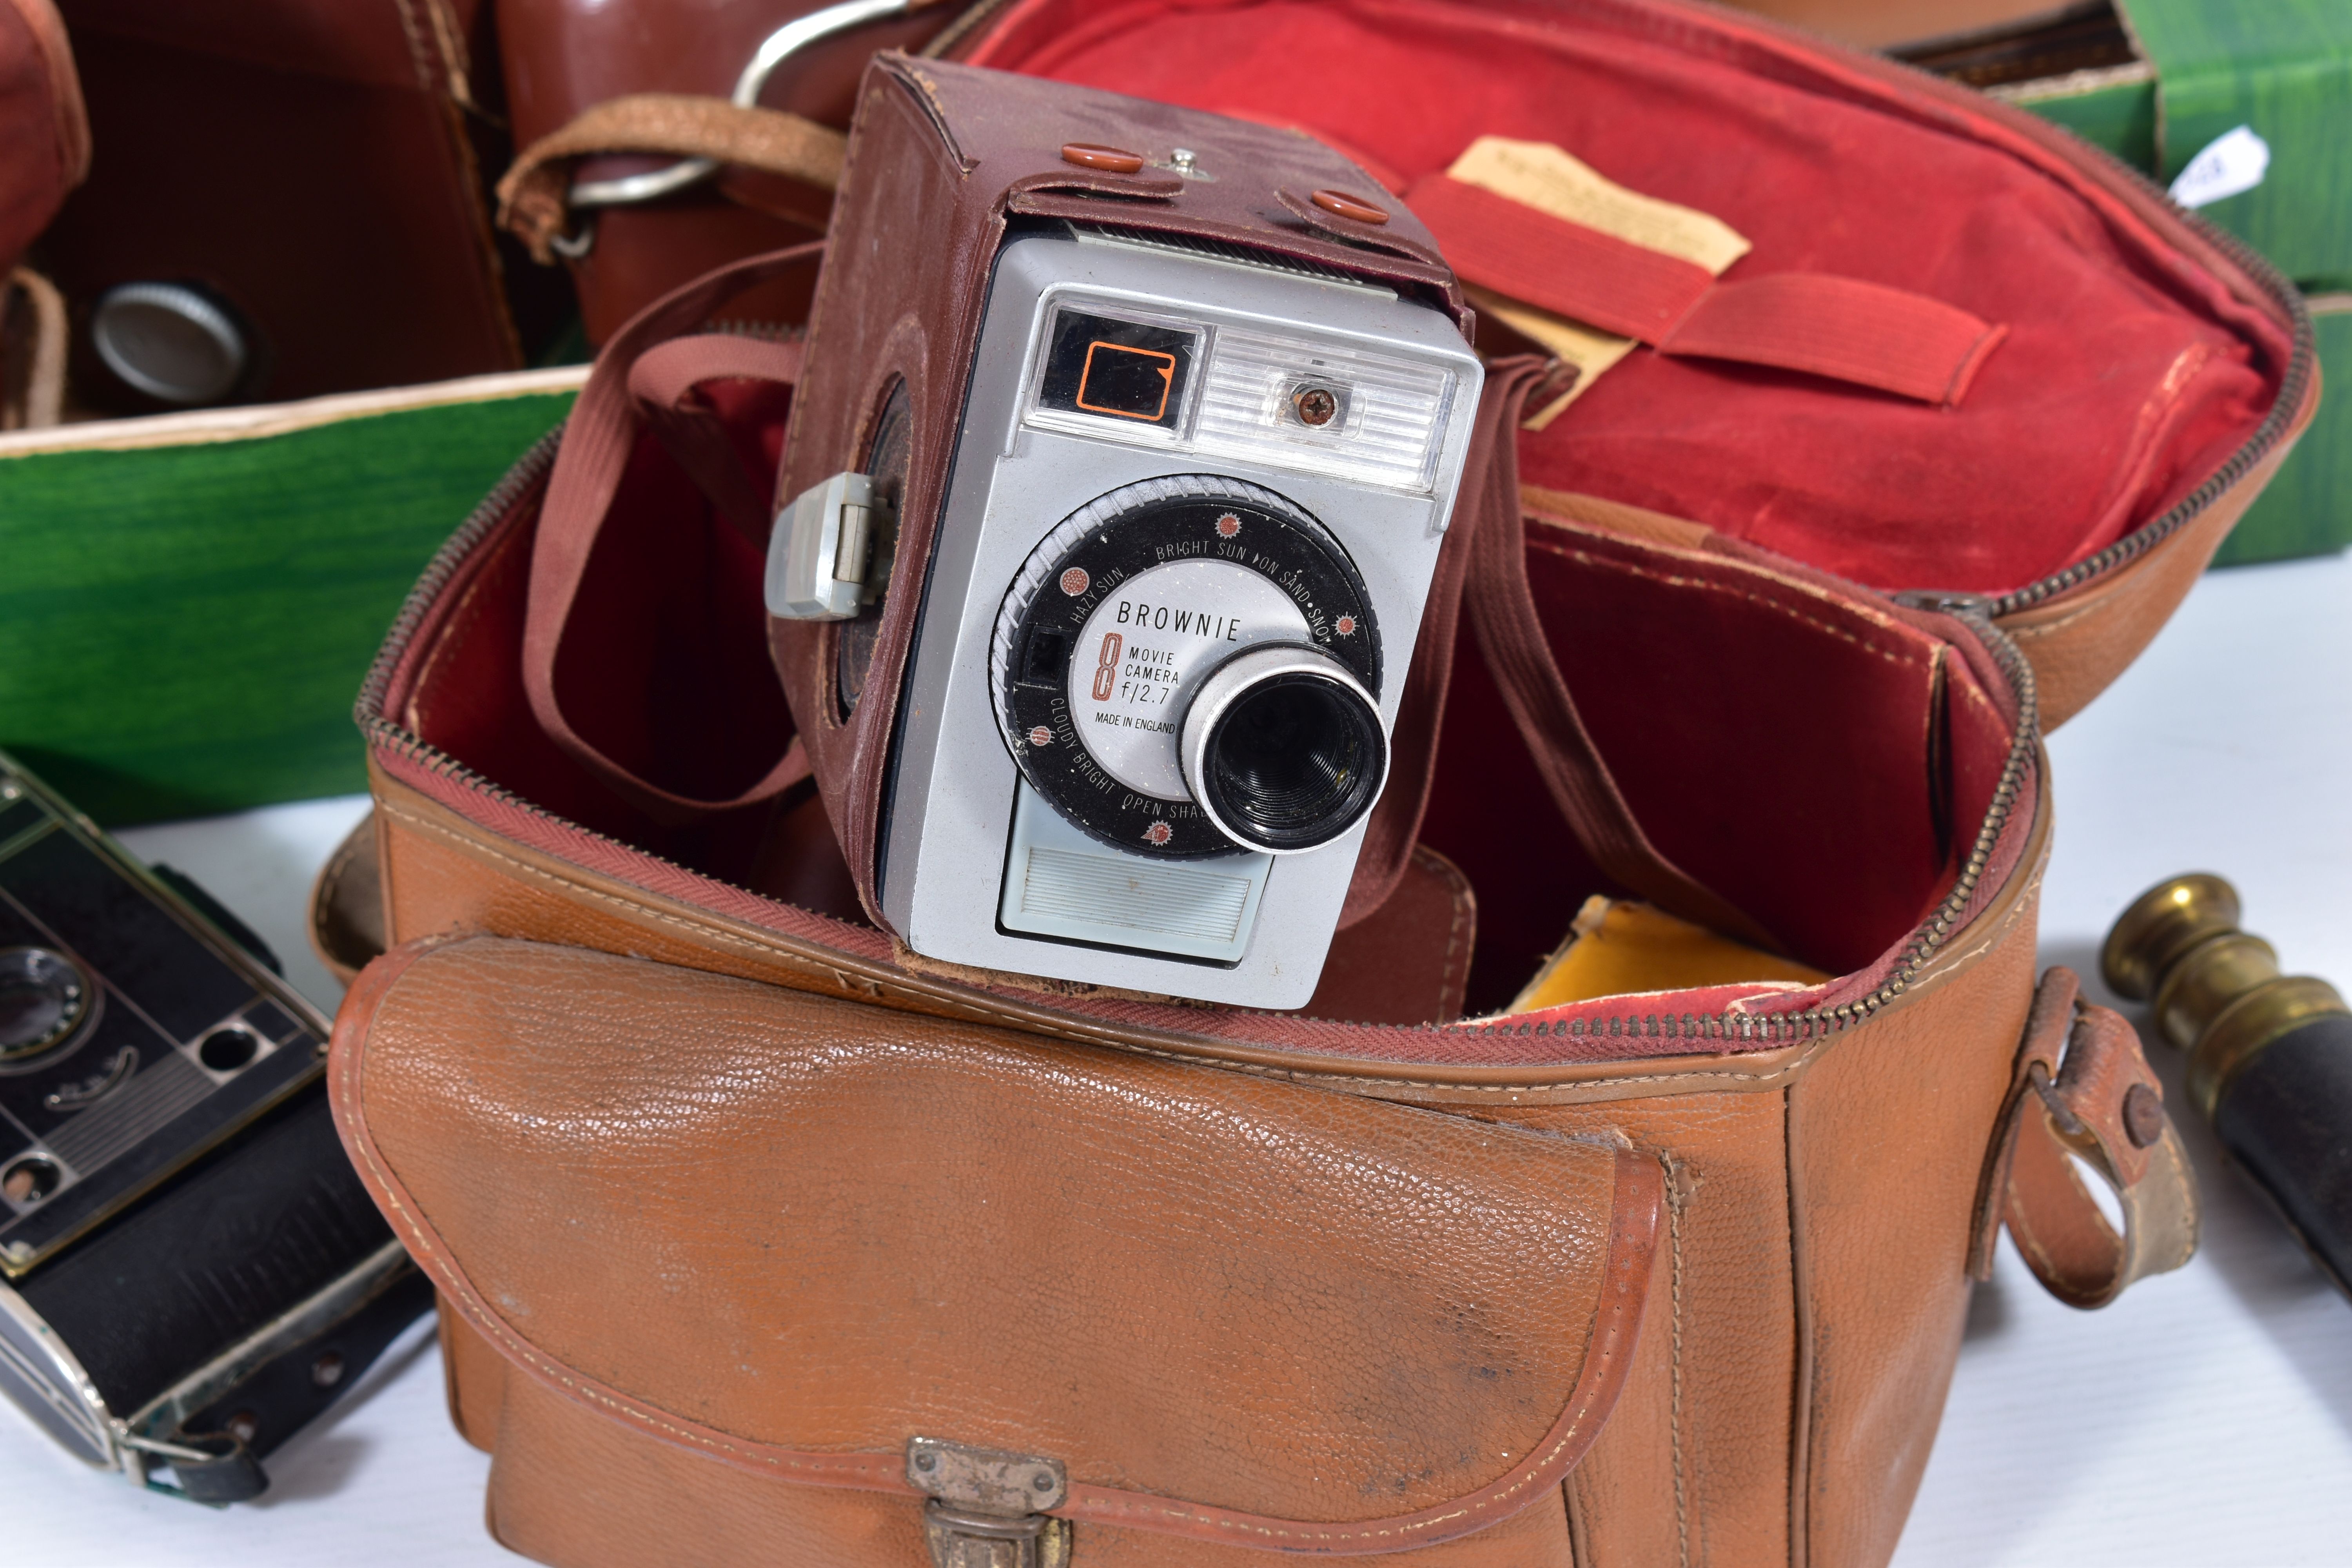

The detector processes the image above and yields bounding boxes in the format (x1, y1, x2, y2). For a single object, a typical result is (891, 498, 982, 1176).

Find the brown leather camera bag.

(0, 0, 82, 277)
(326, 15, 2305, 1566)
(35, 0, 537, 408)
(0, 0, 82, 428)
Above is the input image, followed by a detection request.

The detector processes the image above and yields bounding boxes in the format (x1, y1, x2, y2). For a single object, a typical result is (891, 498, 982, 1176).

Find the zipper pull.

(1891, 588, 1996, 620)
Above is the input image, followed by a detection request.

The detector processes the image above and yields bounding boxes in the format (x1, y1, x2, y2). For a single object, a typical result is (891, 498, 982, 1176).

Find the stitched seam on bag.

(381, 799, 1802, 1089)
(1527, 540, 1926, 670)
(1664, 1151, 1691, 1568)
(2000, 584, 2139, 643)
(391, 789, 1812, 1090)
(421, 0, 474, 95)
(378, 800, 1811, 1091)
(2005, 1105, 2109, 1301)
(388, 0, 439, 96)
(318, 829, 367, 911)
(2154, 1139, 2199, 1274)
(1054, 1160, 1650, 1547)
(1419, 845, 1476, 1022)
(376, 795, 2033, 1094)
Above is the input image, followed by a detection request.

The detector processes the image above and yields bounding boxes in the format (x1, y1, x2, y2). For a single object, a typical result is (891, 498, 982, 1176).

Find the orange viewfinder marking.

(1076, 341, 1176, 421)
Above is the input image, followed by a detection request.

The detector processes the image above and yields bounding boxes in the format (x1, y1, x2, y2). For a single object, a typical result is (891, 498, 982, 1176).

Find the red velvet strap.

(523, 244, 825, 826)
(1406, 174, 2004, 405)
(1339, 357, 1544, 927)
(1661, 272, 2007, 406)
(1410, 176, 1713, 338)
(627, 334, 806, 539)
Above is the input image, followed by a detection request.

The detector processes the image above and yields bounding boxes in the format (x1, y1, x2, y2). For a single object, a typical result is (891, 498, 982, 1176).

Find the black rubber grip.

(2212, 1014, 2352, 1300)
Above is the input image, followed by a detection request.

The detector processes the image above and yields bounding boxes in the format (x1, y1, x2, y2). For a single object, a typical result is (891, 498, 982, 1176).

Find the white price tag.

(2169, 125, 2270, 210)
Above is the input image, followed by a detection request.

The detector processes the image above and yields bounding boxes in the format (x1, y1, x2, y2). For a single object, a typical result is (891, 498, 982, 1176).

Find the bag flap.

(331, 936, 1662, 1553)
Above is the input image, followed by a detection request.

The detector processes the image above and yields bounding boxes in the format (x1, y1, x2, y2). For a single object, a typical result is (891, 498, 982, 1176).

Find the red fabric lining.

(963, 0, 2287, 593)
(549, 422, 791, 804)
(407, 453, 793, 881)
(1523, 524, 1958, 976)
(393, 463, 2000, 1029)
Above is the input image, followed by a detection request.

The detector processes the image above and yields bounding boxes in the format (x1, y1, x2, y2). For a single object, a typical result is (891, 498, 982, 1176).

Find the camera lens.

(0, 948, 90, 1060)
(1181, 646, 1388, 854)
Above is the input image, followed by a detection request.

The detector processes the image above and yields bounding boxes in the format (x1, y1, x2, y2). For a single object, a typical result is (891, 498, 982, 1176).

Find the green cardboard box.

(0, 369, 581, 826)
(1909, 0, 2347, 565)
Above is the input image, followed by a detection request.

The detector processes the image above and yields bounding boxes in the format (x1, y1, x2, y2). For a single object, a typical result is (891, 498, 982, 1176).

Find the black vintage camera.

(0, 751, 429, 1503)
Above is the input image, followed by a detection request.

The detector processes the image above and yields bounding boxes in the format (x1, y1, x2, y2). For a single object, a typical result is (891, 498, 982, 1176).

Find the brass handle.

(2102, 874, 2350, 1114)
(2103, 874, 2352, 1300)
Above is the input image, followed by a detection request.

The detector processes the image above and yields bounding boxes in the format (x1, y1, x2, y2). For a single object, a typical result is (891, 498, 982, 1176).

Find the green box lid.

(2127, 0, 2352, 283)
(1991, 3, 2349, 283)
(0, 371, 580, 825)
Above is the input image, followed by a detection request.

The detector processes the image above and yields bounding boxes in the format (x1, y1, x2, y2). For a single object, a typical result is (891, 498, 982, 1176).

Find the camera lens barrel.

(1180, 644, 1388, 855)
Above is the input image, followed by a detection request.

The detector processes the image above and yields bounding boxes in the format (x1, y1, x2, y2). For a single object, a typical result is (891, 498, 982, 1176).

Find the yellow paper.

(1509, 896, 1827, 1013)
(1446, 137, 1750, 425)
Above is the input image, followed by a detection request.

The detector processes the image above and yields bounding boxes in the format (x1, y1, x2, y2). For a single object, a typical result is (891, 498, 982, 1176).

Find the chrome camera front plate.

(880, 228, 1482, 1007)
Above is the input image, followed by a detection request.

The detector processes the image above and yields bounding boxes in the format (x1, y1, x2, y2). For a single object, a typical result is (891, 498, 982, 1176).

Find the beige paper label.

(1447, 138, 1750, 426)
(1447, 137, 1750, 272)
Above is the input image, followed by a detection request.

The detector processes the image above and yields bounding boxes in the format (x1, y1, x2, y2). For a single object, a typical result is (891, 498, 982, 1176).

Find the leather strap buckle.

(907, 1437, 1073, 1568)
(1969, 966, 2201, 1307)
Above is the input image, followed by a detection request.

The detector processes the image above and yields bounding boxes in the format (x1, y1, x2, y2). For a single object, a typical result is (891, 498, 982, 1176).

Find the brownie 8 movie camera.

(768, 62, 1483, 1009)
(0, 753, 428, 1503)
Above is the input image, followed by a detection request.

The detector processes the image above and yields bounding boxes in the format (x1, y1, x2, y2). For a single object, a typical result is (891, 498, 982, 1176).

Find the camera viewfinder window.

(1039, 309, 1198, 428)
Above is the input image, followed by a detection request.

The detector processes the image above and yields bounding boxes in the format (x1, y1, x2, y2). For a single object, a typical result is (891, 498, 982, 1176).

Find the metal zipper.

(356, 429, 589, 834)
(1984, 146, 2317, 618)
(353, 431, 2042, 1053)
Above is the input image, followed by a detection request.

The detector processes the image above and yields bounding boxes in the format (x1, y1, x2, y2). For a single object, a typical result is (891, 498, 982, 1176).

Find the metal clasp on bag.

(906, 1437, 1073, 1568)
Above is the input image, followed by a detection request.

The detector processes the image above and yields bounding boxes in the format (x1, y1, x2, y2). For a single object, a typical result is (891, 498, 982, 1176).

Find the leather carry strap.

(1970, 966, 2200, 1308)
(523, 244, 825, 826)
(1459, 359, 1781, 952)
(1, 265, 66, 430)
(1408, 175, 2007, 407)
(1338, 357, 1544, 926)
(498, 96, 848, 263)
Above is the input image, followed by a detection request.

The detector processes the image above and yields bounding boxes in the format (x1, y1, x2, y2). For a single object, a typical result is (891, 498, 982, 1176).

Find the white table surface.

(7, 551, 2349, 1566)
